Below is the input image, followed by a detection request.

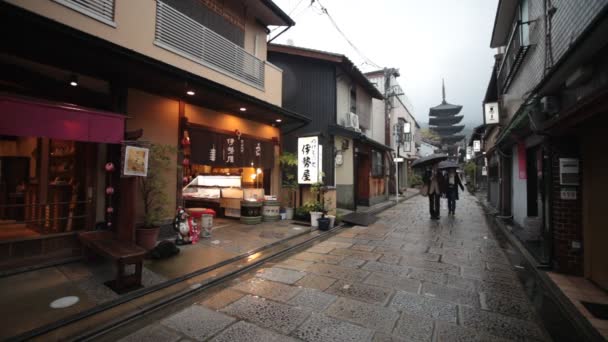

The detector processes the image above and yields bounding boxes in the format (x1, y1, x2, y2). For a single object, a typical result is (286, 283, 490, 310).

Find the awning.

(0, 96, 125, 143)
(328, 124, 393, 151)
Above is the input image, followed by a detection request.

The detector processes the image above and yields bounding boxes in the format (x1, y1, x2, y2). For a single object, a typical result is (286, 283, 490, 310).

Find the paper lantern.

(105, 162, 115, 172)
(106, 207, 114, 214)
(105, 186, 114, 195)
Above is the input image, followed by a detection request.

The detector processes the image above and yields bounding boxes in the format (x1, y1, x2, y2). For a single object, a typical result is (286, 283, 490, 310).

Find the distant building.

(428, 80, 464, 156)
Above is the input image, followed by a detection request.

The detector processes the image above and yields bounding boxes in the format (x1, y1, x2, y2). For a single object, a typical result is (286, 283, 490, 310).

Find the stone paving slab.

(288, 287, 337, 311)
(391, 312, 434, 342)
(363, 272, 421, 294)
(350, 244, 377, 252)
(304, 263, 370, 282)
(483, 292, 536, 320)
(210, 320, 299, 342)
(460, 306, 547, 341)
(325, 279, 394, 305)
(434, 322, 513, 342)
(407, 267, 448, 284)
(295, 274, 337, 291)
(232, 278, 301, 302)
(200, 288, 245, 310)
(361, 261, 410, 277)
(421, 282, 480, 308)
(292, 312, 374, 342)
(255, 267, 306, 284)
(161, 305, 235, 341)
(339, 258, 367, 269)
(389, 291, 458, 323)
(221, 295, 311, 335)
(372, 332, 408, 342)
(293, 252, 344, 265)
(275, 258, 315, 271)
(325, 297, 400, 334)
(329, 248, 382, 261)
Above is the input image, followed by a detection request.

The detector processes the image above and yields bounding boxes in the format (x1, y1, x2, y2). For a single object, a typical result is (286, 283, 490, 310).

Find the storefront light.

(256, 168, 262, 174)
(69, 75, 78, 87)
(275, 119, 282, 123)
(186, 90, 195, 96)
(240, 107, 247, 112)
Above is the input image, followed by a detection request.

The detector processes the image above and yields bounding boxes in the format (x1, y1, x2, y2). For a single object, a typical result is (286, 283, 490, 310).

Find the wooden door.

(356, 153, 370, 206)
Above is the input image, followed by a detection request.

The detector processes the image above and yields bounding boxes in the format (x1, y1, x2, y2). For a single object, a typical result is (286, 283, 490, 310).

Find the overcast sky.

(270, 0, 499, 129)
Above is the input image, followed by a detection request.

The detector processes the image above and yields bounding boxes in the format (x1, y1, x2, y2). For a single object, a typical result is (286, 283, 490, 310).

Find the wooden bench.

(79, 230, 146, 294)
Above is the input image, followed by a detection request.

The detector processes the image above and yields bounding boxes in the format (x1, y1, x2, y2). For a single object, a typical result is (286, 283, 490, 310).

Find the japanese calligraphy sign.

(484, 102, 499, 125)
(298, 136, 319, 184)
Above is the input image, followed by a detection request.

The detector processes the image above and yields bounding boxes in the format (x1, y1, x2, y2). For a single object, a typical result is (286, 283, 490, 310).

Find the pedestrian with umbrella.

(412, 154, 448, 220)
(438, 161, 464, 216)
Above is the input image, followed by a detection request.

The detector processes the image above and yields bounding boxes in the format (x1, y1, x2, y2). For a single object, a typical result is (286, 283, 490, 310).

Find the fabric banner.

(518, 142, 527, 179)
(189, 126, 273, 168)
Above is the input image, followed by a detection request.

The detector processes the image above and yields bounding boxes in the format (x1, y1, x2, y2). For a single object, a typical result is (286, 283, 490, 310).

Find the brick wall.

(550, 140, 583, 275)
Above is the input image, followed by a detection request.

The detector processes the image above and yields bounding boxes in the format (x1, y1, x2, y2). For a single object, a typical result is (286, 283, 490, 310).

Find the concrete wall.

(8, 0, 283, 106)
(511, 145, 527, 227)
(335, 137, 354, 210)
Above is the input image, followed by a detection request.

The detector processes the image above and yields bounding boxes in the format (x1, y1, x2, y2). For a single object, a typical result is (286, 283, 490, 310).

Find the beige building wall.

(126, 89, 179, 225)
(8, 0, 283, 106)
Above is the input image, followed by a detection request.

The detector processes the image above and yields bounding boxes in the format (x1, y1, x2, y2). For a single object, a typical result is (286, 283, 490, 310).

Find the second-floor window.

(350, 85, 357, 113)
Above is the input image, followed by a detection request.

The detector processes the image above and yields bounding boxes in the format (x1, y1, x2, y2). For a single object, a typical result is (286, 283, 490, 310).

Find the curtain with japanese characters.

(189, 126, 273, 168)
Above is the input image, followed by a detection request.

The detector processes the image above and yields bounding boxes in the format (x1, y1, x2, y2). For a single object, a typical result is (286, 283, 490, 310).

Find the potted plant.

(309, 181, 324, 228)
(279, 152, 298, 220)
(136, 144, 174, 250)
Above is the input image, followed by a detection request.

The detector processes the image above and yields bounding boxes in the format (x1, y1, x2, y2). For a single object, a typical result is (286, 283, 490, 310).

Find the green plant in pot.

(279, 152, 298, 220)
(136, 143, 174, 250)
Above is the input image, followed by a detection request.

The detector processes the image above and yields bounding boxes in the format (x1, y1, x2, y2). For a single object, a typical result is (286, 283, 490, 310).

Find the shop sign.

(394, 157, 404, 162)
(559, 158, 579, 185)
(473, 140, 481, 152)
(560, 187, 577, 200)
(318, 145, 323, 182)
(484, 102, 500, 125)
(122, 144, 149, 177)
(481, 166, 488, 176)
(298, 136, 319, 184)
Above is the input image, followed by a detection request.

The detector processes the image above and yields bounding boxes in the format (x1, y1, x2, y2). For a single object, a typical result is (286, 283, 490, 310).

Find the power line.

(315, 0, 381, 69)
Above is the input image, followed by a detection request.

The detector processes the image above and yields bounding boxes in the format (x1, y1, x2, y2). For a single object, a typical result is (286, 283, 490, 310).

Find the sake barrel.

(262, 200, 280, 222)
(240, 200, 262, 225)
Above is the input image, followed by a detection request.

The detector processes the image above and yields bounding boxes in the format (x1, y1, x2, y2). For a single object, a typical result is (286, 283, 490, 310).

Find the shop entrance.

(356, 153, 370, 206)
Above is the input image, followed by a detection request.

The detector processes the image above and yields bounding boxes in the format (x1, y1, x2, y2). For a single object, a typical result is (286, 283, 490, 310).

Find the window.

(350, 85, 357, 113)
(372, 150, 384, 177)
(54, 0, 116, 27)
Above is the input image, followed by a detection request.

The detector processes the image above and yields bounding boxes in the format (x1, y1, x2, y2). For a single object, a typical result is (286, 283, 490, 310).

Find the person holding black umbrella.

(445, 167, 464, 215)
(423, 163, 444, 220)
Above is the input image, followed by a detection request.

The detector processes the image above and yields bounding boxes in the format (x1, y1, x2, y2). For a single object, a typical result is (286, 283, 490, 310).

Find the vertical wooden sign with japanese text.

(298, 136, 319, 184)
(518, 142, 527, 179)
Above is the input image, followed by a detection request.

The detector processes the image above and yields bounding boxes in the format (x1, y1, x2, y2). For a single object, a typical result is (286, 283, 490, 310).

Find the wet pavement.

(115, 192, 551, 342)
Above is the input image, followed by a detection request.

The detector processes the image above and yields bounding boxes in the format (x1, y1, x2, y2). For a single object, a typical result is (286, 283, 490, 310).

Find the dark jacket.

(446, 172, 464, 199)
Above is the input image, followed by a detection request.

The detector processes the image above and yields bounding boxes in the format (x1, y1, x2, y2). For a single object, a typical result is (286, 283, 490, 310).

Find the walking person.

(423, 164, 443, 219)
(446, 168, 464, 215)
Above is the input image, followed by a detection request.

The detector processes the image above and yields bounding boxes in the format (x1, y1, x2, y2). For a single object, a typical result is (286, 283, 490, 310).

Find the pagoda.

(429, 80, 464, 154)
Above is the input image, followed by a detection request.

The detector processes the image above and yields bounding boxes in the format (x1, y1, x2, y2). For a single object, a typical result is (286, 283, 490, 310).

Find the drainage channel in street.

(10, 224, 349, 342)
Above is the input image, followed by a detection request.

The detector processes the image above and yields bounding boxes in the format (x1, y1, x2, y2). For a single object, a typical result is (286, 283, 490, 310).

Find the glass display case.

(182, 175, 241, 200)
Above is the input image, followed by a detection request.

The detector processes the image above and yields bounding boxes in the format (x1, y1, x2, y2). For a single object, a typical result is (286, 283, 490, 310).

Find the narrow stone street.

(116, 192, 550, 342)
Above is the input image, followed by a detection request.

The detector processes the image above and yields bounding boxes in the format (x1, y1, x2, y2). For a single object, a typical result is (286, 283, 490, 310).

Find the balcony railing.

(154, 0, 265, 89)
(497, 20, 530, 94)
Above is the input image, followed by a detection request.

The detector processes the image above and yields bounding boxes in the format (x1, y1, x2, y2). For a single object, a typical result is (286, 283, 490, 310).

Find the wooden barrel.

(240, 200, 262, 225)
(262, 200, 280, 222)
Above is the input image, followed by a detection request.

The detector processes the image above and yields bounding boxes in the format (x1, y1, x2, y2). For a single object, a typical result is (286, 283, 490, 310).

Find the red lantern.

(106, 186, 114, 195)
(182, 158, 190, 166)
(105, 162, 115, 172)
(106, 207, 114, 214)
(181, 136, 191, 146)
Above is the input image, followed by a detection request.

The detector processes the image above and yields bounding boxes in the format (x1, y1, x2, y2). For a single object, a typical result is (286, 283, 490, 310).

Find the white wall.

(511, 145, 528, 227)
(336, 71, 350, 127)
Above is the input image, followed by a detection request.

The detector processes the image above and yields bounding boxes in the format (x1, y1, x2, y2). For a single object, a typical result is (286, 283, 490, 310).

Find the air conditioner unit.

(346, 112, 361, 132)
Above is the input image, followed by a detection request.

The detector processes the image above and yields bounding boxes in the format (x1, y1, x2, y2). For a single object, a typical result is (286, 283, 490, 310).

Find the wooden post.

(116, 176, 136, 242)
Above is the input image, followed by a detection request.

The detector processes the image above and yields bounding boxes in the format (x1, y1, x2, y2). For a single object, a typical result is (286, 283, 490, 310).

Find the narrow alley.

(112, 193, 549, 342)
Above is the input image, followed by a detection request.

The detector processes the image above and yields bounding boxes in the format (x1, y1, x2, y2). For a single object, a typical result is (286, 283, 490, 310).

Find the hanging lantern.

(106, 221, 112, 227)
(105, 162, 115, 172)
(182, 158, 190, 166)
(183, 176, 189, 184)
(105, 186, 114, 195)
(106, 207, 114, 214)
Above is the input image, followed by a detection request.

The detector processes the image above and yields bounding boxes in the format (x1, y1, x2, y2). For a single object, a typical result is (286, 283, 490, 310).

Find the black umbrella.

(438, 160, 460, 169)
(411, 153, 448, 168)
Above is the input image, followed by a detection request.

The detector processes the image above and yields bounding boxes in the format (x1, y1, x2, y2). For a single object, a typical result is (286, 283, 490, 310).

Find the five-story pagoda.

(429, 80, 464, 155)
